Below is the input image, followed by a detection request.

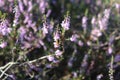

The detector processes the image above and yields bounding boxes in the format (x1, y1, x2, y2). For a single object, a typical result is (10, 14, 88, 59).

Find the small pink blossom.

(78, 40, 84, 46)
(108, 46, 113, 54)
(0, 42, 7, 48)
(70, 34, 79, 42)
(47, 55, 54, 62)
(55, 50, 63, 56)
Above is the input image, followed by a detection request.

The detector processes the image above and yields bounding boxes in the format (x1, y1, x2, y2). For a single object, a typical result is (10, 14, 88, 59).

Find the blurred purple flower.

(0, 0, 5, 7)
(0, 20, 12, 36)
(82, 16, 88, 32)
(21, 41, 31, 49)
(114, 54, 120, 63)
(47, 55, 55, 62)
(91, 16, 97, 28)
(90, 28, 102, 41)
(87, 41, 92, 46)
(115, 3, 120, 12)
(98, 9, 111, 31)
(39, 0, 48, 14)
(42, 22, 49, 35)
(53, 41, 59, 48)
(72, 72, 78, 78)
(107, 46, 113, 54)
(78, 40, 84, 46)
(18, 0, 24, 13)
(54, 31, 60, 41)
(0, 42, 7, 48)
(13, 6, 20, 26)
(61, 16, 70, 30)
(97, 74, 103, 80)
(104, 9, 111, 19)
(70, 34, 79, 42)
(23, 13, 30, 24)
(23, 0, 27, 6)
(55, 50, 63, 56)
(27, 1, 33, 12)
(18, 26, 27, 42)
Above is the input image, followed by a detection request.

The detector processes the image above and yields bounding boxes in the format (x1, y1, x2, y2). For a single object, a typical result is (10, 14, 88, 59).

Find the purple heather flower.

(53, 41, 59, 48)
(0, 42, 7, 48)
(91, 16, 97, 28)
(115, 3, 120, 12)
(115, 3, 120, 9)
(104, 9, 111, 19)
(72, 72, 78, 78)
(42, 22, 50, 35)
(23, 13, 30, 24)
(97, 74, 103, 80)
(39, 39, 45, 46)
(70, 34, 79, 42)
(90, 28, 102, 41)
(18, 26, 27, 42)
(0, 0, 5, 7)
(27, 1, 33, 12)
(78, 40, 84, 46)
(47, 55, 55, 62)
(55, 50, 63, 56)
(0, 20, 12, 36)
(87, 40, 92, 46)
(42, 21, 53, 37)
(13, 6, 20, 26)
(54, 31, 60, 41)
(114, 54, 120, 63)
(108, 46, 113, 54)
(46, 9, 52, 17)
(23, 0, 27, 6)
(61, 16, 70, 30)
(39, 0, 48, 14)
(1, 28, 12, 35)
(82, 16, 88, 32)
(21, 41, 31, 49)
(18, 0, 24, 13)
(98, 9, 111, 31)
(38, 39, 47, 50)
(98, 18, 108, 31)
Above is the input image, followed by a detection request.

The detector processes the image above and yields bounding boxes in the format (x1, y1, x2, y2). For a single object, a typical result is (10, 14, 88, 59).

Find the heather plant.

(0, 0, 120, 80)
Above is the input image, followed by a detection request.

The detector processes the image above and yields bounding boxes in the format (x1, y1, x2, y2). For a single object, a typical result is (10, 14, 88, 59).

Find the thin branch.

(19, 54, 55, 66)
